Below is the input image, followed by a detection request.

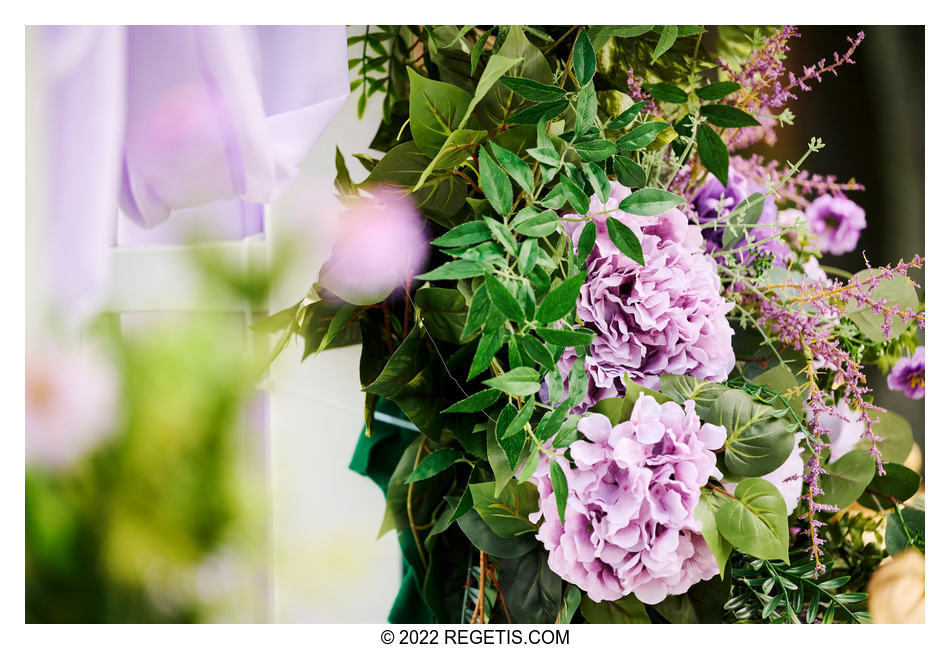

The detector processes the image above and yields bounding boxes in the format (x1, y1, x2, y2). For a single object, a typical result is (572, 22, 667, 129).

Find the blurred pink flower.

(26, 339, 119, 470)
(317, 192, 428, 305)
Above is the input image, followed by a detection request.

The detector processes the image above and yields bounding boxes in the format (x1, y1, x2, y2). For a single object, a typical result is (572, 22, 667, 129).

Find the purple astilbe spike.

(730, 254, 924, 571)
(717, 27, 864, 151)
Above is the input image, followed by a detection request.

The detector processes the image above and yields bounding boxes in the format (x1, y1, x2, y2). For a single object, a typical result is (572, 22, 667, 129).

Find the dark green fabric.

(348, 398, 433, 623)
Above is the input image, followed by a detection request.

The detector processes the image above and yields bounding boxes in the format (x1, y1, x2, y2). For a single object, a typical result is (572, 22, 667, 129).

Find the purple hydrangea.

(690, 169, 790, 264)
(887, 347, 925, 400)
(804, 194, 866, 255)
(555, 183, 735, 412)
(531, 395, 726, 604)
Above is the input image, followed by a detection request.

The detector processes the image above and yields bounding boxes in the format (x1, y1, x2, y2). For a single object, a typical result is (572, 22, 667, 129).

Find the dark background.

(744, 26, 925, 460)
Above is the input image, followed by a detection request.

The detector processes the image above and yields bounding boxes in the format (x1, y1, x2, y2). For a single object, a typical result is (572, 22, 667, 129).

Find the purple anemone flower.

(690, 169, 789, 264)
(805, 194, 866, 255)
(887, 347, 925, 400)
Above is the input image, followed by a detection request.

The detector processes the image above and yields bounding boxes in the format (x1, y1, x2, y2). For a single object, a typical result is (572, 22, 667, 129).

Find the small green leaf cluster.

(725, 550, 871, 624)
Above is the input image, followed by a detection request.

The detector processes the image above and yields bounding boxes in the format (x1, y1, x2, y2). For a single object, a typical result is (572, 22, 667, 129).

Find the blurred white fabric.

(265, 30, 401, 622)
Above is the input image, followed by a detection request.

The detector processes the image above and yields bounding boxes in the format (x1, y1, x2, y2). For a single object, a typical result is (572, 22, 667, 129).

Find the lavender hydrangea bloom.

(555, 182, 735, 412)
(530, 395, 726, 604)
(887, 347, 925, 400)
(805, 194, 866, 255)
(690, 169, 789, 263)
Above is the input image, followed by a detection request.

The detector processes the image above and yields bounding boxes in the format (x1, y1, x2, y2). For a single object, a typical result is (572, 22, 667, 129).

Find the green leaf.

(700, 104, 759, 128)
(858, 463, 921, 510)
(644, 81, 687, 103)
(697, 123, 729, 187)
(406, 448, 465, 483)
(574, 139, 618, 162)
(559, 174, 590, 214)
(589, 25, 654, 49)
(432, 221, 493, 248)
(470, 27, 494, 75)
(362, 142, 468, 226)
(512, 206, 559, 237)
(508, 99, 569, 125)
(470, 481, 539, 537)
(574, 84, 597, 133)
(495, 403, 527, 471)
(885, 508, 924, 555)
(462, 283, 491, 339)
(708, 389, 795, 477)
(856, 410, 914, 464)
(612, 156, 646, 188)
(479, 152, 514, 216)
(606, 100, 648, 130)
(618, 187, 685, 216)
(749, 365, 804, 418)
(408, 67, 473, 158)
(520, 334, 557, 372)
(468, 326, 505, 380)
(537, 327, 595, 347)
(250, 302, 300, 334)
(582, 163, 610, 204)
(845, 269, 919, 343)
(499, 546, 564, 623)
(527, 146, 561, 166)
(378, 437, 423, 537)
(419, 129, 488, 181)
(484, 274, 525, 322)
(696, 81, 741, 101)
(489, 142, 535, 194)
(518, 238, 539, 274)
(477, 25, 553, 129)
(442, 388, 502, 414)
(695, 491, 733, 578)
(417, 259, 489, 281)
(415, 287, 469, 344)
(457, 508, 536, 558)
(722, 193, 765, 249)
(577, 220, 597, 262)
(651, 25, 679, 63)
(536, 273, 586, 323)
(580, 593, 651, 623)
(484, 367, 541, 397)
(616, 121, 671, 151)
(363, 327, 426, 398)
(558, 585, 582, 624)
(572, 28, 596, 86)
(519, 446, 541, 484)
(715, 477, 790, 562)
(484, 216, 518, 257)
(389, 361, 453, 444)
(657, 374, 728, 419)
(463, 54, 523, 126)
(549, 459, 569, 524)
(500, 76, 568, 102)
(606, 217, 645, 265)
(816, 449, 877, 509)
(503, 396, 535, 440)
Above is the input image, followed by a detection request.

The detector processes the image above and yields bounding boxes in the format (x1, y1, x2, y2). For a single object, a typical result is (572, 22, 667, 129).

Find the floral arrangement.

(263, 25, 925, 623)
